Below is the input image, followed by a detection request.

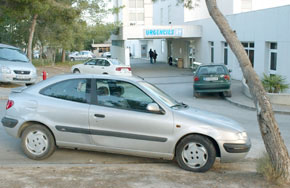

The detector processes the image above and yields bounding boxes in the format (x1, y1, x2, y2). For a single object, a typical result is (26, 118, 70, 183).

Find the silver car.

(0, 44, 37, 85)
(1, 74, 251, 172)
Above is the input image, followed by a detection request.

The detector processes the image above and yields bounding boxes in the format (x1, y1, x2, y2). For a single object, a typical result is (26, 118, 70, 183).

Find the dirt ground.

(0, 160, 286, 188)
(0, 65, 289, 187)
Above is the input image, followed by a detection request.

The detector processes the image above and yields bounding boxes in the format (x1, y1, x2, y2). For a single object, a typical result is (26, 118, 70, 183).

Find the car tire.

(194, 91, 200, 98)
(223, 90, 232, 97)
(73, 69, 80, 74)
(21, 124, 56, 160)
(70, 58, 75, 62)
(176, 135, 216, 172)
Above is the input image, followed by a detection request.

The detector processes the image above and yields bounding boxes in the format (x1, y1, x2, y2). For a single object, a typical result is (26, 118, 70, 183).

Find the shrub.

(256, 153, 283, 183)
(262, 74, 289, 93)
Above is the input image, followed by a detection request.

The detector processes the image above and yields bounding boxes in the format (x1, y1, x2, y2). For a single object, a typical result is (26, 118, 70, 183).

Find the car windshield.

(139, 81, 180, 107)
(110, 59, 122, 65)
(197, 65, 226, 75)
(0, 47, 29, 62)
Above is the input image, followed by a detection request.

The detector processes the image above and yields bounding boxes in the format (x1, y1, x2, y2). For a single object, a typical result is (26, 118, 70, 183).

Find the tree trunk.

(205, 0, 290, 182)
(61, 49, 66, 62)
(27, 14, 38, 61)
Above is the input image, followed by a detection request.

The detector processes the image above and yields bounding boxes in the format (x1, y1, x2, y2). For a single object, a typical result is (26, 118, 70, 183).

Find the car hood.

(0, 60, 36, 70)
(173, 107, 245, 133)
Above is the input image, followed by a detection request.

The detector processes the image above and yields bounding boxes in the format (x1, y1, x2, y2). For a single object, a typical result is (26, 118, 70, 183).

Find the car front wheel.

(21, 124, 56, 160)
(176, 135, 216, 172)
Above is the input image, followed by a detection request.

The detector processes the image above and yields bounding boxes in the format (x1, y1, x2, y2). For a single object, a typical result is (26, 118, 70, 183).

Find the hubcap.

(182, 142, 208, 168)
(25, 130, 48, 156)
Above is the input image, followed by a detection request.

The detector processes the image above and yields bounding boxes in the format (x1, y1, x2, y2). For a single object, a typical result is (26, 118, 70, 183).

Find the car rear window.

(110, 59, 122, 65)
(198, 66, 226, 75)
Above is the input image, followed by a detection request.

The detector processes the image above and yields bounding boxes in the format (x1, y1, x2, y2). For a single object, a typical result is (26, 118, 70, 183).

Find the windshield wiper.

(0, 57, 10, 61)
(9, 59, 28, 62)
(171, 102, 188, 108)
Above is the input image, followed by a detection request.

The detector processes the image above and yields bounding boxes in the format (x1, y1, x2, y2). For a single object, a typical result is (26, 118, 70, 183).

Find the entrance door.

(141, 45, 147, 58)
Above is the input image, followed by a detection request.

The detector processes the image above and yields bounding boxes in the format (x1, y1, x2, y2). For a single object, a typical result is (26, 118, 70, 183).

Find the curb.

(225, 97, 290, 115)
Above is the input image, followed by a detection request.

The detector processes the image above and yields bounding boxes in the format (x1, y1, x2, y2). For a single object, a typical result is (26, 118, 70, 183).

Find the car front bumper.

(0, 72, 37, 84)
(218, 138, 251, 163)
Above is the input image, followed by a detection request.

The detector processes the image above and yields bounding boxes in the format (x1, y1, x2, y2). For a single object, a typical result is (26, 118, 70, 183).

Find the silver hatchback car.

(0, 43, 37, 85)
(1, 74, 251, 172)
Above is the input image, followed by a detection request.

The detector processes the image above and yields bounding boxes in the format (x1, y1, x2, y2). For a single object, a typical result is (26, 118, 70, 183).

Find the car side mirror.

(229, 69, 232, 73)
(146, 103, 164, 114)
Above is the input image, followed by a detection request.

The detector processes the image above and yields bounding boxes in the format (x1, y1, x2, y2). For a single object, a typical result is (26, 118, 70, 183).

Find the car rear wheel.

(223, 90, 232, 97)
(176, 135, 216, 172)
(194, 91, 200, 98)
(70, 58, 75, 62)
(21, 124, 56, 160)
(73, 69, 80, 74)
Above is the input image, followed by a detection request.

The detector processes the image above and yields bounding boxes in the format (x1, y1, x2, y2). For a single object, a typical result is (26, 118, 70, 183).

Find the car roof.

(199, 64, 226, 67)
(26, 74, 143, 91)
(0, 43, 20, 50)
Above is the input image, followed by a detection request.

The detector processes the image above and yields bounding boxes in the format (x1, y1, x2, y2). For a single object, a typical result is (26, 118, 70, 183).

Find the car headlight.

(237, 132, 248, 140)
(1, 66, 12, 74)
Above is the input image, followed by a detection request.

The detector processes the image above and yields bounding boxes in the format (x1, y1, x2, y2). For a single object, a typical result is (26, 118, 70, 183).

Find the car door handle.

(94, 114, 105, 118)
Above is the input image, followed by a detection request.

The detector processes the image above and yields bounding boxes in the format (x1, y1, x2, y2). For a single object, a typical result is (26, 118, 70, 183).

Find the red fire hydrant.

(42, 71, 47, 80)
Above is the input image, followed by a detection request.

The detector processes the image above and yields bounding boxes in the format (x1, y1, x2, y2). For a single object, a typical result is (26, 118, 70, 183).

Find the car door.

(88, 79, 174, 154)
(100, 59, 112, 74)
(83, 59, 97, 74)
(39, 78, 92, 145)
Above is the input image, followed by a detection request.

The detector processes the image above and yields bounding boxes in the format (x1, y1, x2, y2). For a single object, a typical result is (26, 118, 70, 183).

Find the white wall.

(187, 6, 290, 87)
(153, 0, 184, 25)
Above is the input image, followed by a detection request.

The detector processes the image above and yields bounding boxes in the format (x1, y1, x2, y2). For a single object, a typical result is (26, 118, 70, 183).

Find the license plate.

(16, 75, 28, 80)
(204, 77, 218, 81)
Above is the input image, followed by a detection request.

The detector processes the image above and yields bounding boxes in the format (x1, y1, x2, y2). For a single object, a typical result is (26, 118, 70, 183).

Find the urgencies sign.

(144, 28, 183, 38)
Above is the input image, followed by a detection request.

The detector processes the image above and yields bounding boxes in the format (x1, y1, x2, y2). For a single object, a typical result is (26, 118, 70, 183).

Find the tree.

(177, 0, 290, 182)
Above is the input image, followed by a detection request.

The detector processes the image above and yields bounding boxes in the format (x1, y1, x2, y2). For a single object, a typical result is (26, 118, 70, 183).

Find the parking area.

(0, 59, 289, 187)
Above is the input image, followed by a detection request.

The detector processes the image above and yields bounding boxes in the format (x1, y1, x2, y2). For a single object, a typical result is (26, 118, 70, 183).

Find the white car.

(69, 51, 96, 61)
(101, 52, 111, 58)
(71, 58, 132, 76)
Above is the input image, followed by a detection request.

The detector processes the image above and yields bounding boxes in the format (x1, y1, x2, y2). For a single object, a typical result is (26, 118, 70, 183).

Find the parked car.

(101, 52, 111, 58)
(193, 64, 232, 98)
(33, 50, 40, 59)
(69, 50, 96, 61)
(0, 43, 37, 86)
(2, 74, 251, 172)
(71, 58, 132, 76)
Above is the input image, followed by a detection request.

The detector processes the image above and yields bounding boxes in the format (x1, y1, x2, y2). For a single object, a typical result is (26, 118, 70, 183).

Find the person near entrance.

(149, 49, 154, 64)
(153, 50, 158, 64)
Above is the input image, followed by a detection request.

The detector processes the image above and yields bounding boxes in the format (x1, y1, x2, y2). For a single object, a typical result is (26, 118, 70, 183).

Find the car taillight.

(224, 75, 230, 80)
(194, 76, 199, 82)
(6, 100, 14, 110)
(116, 67, 131, 71)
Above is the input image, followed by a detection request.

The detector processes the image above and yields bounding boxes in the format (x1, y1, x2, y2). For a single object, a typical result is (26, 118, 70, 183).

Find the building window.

(129, 0, 144, 8)
(242, 42, 254, 67)
(168, 5, 172, 24)
(210, 41, 214, 63)
(160, 8, 163, 25)
(223, 42, 228, 65)
(269, 42, 277, 71)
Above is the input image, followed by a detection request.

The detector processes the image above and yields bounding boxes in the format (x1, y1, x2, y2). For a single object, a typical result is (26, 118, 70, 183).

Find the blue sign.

(144, 28, 183, 37)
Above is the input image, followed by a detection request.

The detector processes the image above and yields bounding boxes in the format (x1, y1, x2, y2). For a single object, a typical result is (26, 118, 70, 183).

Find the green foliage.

(262, 73, 289, 93)
(0, 0, 115, 60)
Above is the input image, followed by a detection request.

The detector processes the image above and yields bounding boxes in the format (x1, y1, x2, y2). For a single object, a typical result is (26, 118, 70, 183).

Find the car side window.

(40, 79, 91, 104)
(95, 59, 103, 66)
(103, 60, 110, 67)
(96, 79, 155, 112)
(85, 59, 96, 65)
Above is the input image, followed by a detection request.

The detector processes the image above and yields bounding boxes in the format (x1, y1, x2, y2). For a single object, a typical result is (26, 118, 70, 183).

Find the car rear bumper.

(194, 83, 231, 92)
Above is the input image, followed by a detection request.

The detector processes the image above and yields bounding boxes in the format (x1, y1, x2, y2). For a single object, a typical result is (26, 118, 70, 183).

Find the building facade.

(112, 0, 290, 91)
